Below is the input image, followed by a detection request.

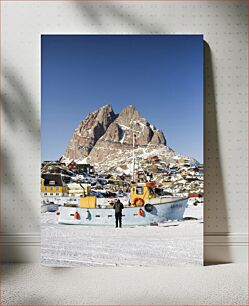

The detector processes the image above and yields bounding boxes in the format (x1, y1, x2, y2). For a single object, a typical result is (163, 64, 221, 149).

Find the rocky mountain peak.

(117, 105, 145, 125)
(64, 104, 116, 160)
(90, 103, 114, 120)
(63, 104, 167, 166)
(119, 104, 139, 116)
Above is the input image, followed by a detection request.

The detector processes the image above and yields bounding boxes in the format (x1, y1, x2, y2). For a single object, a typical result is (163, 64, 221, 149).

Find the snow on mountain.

(62, 104, 195, 174)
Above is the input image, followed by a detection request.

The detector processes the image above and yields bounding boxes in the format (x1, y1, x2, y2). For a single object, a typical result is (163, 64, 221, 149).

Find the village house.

(41, 173, 69, 196)
(68, 160, 95, 174)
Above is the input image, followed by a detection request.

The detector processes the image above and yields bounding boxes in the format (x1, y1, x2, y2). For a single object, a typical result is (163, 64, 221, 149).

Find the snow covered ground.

(41, 205, 203, 267)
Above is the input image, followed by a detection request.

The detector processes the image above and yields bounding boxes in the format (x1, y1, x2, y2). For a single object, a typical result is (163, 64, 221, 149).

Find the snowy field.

(41, 205, 203, 267)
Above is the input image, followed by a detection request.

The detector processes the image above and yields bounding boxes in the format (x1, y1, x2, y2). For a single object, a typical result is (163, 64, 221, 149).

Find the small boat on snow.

(58, 182, 188, 226)
(41, 202, 59, 213)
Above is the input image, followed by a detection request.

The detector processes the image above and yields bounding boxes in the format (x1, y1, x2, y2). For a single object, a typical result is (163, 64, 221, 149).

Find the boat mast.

(132, 131, 135, 182)
(131, 119, 137, 182)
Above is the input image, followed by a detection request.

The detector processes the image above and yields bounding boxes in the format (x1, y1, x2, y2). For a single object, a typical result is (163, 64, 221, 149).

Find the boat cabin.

(130, 182, 157, 206)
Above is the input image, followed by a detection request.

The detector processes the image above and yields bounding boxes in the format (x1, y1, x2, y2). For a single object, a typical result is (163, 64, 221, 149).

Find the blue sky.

(41, 35, 203, 162)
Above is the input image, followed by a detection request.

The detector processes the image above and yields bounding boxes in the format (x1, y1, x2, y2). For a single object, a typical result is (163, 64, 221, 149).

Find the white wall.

(1, 0, 248, 263)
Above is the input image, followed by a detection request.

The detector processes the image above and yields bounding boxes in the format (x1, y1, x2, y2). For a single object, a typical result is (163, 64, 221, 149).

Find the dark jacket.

(113, 201, 124, 214)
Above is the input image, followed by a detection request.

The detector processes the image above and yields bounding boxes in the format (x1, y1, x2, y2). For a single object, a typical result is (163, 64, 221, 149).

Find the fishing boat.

(57, 181, 188, 226)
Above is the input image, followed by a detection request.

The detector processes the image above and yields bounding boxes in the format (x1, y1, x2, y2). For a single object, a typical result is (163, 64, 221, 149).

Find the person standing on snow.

(113, 199, 124, 228)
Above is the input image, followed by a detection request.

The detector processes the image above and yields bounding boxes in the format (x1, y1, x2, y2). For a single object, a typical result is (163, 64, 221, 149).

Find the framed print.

(41, 34, 203, 267)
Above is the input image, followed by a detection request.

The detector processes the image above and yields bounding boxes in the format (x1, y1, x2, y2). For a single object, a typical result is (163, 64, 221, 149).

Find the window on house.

(50, 187, 53, 191)
(56, 186, 59, 191)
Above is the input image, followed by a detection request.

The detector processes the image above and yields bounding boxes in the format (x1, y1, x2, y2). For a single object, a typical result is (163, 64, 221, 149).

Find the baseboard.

(1, 233, 40, 262)
(1, 232, 248, 263)
(204, 232, 248, 264)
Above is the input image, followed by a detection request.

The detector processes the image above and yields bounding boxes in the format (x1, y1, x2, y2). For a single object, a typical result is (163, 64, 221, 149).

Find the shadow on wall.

(74, 2, 165, 33)
(204, 42, 231, 265)
(1, 66, 40, 265)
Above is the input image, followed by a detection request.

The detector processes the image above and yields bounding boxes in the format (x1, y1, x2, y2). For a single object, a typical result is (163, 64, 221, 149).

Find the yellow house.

(162, 181, 173, 187)
(41, 174, 68, 196)
(67, 183, 91, 196)
(41, 174, 93, 198)
(178, 158, 185, 164)
(181, 170, 188, 177)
